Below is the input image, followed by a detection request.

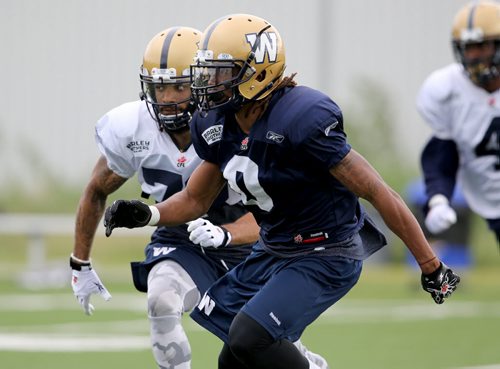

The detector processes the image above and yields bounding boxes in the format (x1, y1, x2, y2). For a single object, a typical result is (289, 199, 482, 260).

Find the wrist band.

(220, 226, 232, 247)
(70, 253, 92, 271)
(70, 253, 91, 264)
(148, 206, 160, 226)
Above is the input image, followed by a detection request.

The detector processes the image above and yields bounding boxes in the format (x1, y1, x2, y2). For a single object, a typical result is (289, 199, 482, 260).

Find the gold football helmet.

(140, 26, 202, 131)
(452, 1, 500, 86)
(191, 14, 286, 112)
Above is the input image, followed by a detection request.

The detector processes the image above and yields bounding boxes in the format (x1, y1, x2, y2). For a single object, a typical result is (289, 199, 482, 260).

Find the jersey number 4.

(475, 117, 500, 170)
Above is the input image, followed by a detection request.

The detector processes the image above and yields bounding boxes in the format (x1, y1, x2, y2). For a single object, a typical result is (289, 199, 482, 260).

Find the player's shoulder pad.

(268, 86, 343, 137)
(419, 64, 462, 103)
(96, 100, 152, 139)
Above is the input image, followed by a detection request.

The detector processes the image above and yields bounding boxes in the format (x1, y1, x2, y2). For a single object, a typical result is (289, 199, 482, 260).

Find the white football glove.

(70, 256, 111, 315)
(425, 194, 457, 234)
(187, 218, 231, 248)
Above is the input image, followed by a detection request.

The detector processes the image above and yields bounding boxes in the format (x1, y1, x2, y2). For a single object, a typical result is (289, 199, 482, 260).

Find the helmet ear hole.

(256, 70, 266, 82)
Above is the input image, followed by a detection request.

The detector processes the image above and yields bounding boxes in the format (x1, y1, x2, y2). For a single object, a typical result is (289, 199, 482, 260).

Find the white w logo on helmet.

(246, 32, 278, 64)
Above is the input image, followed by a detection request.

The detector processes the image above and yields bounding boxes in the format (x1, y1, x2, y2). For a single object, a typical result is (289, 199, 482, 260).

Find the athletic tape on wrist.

(148, 206, 160, 226)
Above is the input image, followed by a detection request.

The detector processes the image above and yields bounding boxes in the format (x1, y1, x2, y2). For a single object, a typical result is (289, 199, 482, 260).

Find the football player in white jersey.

(417, 1, 500, 244)
(70, 26, 328, 369)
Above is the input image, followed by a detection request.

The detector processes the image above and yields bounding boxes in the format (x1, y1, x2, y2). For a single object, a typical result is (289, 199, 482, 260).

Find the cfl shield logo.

(177, 155, 187, 168)
(246, 32, 278, 64)
(197, 292, 216, 316)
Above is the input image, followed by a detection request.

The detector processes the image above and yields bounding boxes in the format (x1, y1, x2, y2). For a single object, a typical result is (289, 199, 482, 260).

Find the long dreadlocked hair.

(273, 73, 298, 91)
(243, 73, 298, 119)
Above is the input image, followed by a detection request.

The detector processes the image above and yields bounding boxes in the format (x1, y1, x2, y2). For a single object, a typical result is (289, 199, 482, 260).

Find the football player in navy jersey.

(72, 24, 327, 369)
(70, 27, 262, 369)
(104, 14, 461, 369)
(417, 1, 500, 244)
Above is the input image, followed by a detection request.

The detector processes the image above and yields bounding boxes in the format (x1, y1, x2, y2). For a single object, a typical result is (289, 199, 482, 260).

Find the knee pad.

(228, 312, 274, 360)
(147, 260, 199, 317)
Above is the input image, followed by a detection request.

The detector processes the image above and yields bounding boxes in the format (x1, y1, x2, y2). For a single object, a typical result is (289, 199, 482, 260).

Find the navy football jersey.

(191, 86, 365, 250)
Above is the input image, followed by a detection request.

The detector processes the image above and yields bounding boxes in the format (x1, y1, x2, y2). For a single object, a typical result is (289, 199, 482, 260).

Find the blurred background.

(0, 1, 498, 369)
(0, 0, 472, 194)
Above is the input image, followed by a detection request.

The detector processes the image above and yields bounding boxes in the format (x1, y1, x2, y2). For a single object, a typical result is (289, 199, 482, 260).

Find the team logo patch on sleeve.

(202, 125, 223, 145)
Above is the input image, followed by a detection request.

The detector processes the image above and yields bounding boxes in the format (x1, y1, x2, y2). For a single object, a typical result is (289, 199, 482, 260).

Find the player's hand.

(187, 218, 231, 248)
(104, 200, 153, 237)
(425, 195, 457, 234)
(421, 262, 460, 304)
(71, 262, 111, 315)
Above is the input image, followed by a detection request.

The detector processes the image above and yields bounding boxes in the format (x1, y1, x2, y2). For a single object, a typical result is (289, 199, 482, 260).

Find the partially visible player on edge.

(69, 26, 261, 369)
(417, 0, 500, 246)
(102, 14, 461, 369)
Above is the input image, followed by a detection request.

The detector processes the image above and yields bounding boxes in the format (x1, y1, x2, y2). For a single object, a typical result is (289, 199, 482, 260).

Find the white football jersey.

(417, 63, 500, 219)
(95, 100, 202, 203)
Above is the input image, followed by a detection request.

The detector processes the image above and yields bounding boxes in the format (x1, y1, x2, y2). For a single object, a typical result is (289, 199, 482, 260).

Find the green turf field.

(0, 232, 499, 369)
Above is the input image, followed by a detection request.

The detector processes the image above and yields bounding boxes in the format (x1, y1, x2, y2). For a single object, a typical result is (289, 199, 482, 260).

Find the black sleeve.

(420, 136, 459, 213)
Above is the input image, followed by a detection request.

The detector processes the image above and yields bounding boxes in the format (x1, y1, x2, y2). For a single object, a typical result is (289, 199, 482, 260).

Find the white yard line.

(0, 333, 150, 351)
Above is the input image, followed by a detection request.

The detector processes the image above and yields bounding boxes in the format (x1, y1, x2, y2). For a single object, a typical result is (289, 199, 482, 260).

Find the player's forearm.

(222, 212, 259, 245)
(154, 160, 226, 226)
(73, 188, 107, 260)
(371, 187, 439, 274)
(74, 157, 127, 258)
(154, 189, 212, 226)
(331, 150, 439, 273)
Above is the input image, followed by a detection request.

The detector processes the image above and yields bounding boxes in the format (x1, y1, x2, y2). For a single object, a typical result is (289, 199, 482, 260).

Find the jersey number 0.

(223, 156, 274, 212)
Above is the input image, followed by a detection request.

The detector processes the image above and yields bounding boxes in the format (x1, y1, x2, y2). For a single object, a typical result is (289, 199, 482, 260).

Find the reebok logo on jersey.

(324, 120, 339, 136)
(202, 125, 223, 145)
(266, 131, 284, 143)
(127, 140, 150, 153)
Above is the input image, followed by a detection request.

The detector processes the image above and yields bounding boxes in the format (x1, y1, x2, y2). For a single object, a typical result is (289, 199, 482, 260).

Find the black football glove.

(421, 262, 460, 304)
(104, 200, 152, 237)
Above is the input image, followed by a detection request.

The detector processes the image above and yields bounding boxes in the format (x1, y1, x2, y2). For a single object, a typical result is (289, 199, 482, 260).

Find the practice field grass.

(0, 234, 499, 369)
